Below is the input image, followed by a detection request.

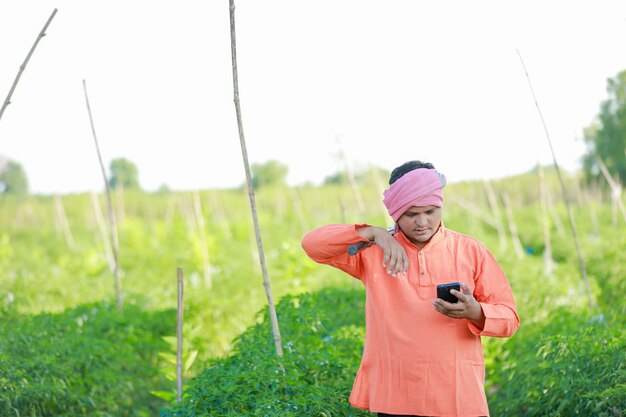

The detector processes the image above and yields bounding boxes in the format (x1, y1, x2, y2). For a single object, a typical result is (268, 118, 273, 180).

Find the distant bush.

(0, 302, 173, 416)
(161, 287, 373, 417)
(0, 158, 28, 195)
(251, 160, 288, 189)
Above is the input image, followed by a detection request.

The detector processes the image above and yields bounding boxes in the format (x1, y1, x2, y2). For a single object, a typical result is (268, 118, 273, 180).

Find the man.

(301, 160, 519, 417)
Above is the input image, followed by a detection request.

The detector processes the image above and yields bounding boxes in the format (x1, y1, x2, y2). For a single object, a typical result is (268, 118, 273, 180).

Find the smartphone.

(436, 282, 460, 303)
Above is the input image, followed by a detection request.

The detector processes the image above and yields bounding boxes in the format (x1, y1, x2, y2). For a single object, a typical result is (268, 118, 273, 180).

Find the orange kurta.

(301, 223, 519, 417)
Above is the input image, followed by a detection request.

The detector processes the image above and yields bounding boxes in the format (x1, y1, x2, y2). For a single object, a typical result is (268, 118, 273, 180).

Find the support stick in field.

(192, 191, 212, 289)
(449, 196, 500, 231)
(517, 50, 595, 310)
(482, 180, 508, 251)
(209, 190, 233, 240)
(229, 0, 283, 357)
(370, 163, 394, 228)
(0, 8, 58, 125)
(538, 165, 554, 275)
(336, 135, 366, 217)
(501, 192, 525, 259)
(595, 156, 626, 226)
(177, 267, 184, 403)
(83, 79, 123, 312)
(287, 185, 310, 236)
(54, 194, 76, 250)
(91, 192, 116, 272)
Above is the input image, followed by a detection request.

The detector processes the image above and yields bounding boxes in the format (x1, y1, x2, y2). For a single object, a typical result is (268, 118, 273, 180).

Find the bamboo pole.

(596, 156, 626, 226)
(176, 267, 184, 403)
(370, 164, 394, 227)
(545, 183, 566, 237)
(180, 197, 197, 236)
(229, 0, 283, 357)
(0, 9, 58, 124)
(192, 190, 212, 289)
(538, 165, 554, 275)
(339, 197, 347, 224)
(482, 180, 508, 250)
(501, 192, 525, 259)
(242, 186, 261, 271)
(449, 196, 501, 231)
(115, 186, 127, 229)
(54, 194, 75, 250)
(91, 192, 116, 272)
(287, 185, 309, 236)
(209, 190, 233, 240)
(83, 79, 123, 312)
(164, 193, 177, 229)
(336, 135, 366, 217)
(517, 50, 595, 310)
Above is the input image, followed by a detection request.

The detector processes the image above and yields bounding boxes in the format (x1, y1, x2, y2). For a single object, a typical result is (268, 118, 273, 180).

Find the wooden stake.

(176, 267, 184, 403)
(91, 192, 116, 273)
(115, 186, 126, 229)
(0, 9, 58, 124)
(502, 192, 525, 259)
(370, 163, 394, 227)
(336, 135, 366, 217)
(517, 50, 595, 310)
(538, 165, 554, 275)
(287, 185, 309, 237)
(209, 190, 233, 240)
(192, 190, 212, 289)
(450, 196, 500, 231)
(54, 194, 75, 250)
(596, 156, 626, 226)
(544, 182, 566, 237)
(83, 79, 123, 312)
(482, 180, 508, 251)
(229, 0, 283, 357)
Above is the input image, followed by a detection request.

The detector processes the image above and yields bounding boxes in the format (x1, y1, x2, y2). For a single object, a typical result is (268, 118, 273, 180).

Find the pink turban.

(383, 168, 447, 222)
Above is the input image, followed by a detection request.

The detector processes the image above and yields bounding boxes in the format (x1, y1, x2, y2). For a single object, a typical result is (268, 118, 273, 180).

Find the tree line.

(3, 68, 626, 195)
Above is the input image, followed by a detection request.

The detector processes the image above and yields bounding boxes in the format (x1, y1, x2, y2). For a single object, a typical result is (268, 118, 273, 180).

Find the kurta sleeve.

(467, 247, 520, 338)
(301, 223, 371, 280)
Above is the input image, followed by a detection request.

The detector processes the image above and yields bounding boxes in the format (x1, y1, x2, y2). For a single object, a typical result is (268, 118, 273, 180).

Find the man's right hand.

(356, 226, 409, 277)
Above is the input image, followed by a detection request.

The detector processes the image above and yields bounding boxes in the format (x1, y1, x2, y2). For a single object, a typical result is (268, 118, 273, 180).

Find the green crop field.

(1, 171, 624, 416)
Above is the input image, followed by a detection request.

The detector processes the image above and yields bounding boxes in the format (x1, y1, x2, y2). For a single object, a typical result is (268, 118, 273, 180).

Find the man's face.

(396, 205, 442, 248)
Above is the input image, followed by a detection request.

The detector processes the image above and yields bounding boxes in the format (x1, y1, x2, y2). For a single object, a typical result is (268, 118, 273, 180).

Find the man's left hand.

(432, 282, 486, 329)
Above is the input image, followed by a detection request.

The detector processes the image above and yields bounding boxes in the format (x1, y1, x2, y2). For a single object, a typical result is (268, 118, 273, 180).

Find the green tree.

(109, 158, 139, 190)
(323, 165, 390, 186)
(251, 160, 288, 189)
(0, 158, 28, 195)
(583, 69, 626, 184)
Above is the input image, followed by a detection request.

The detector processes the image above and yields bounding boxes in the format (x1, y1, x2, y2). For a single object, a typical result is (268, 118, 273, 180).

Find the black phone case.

(437, 282, 460, 303)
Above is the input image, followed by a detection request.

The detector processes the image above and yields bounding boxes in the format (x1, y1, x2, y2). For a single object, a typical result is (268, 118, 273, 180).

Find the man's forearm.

(356, 226, 386, 242)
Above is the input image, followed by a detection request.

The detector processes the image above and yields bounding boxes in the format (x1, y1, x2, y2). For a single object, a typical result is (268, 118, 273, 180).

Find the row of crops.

(1, 171, 624, 416)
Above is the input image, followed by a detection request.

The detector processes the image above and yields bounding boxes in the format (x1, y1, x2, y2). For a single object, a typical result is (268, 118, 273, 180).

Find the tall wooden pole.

(83, 79, 123, 312)
(538, 165, 554, 275)
(517, 50, 595, 310)
(0, 9, 57, 124)
(192, 191, 212, 289)
(228, 0, 283, 357)
(502, 192, 525, 259)
(176, 267, 184, 403)
(596, 156, 626, 225)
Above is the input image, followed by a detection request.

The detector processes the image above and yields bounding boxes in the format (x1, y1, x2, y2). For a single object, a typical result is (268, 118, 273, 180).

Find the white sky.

(1, 1, 626, 194)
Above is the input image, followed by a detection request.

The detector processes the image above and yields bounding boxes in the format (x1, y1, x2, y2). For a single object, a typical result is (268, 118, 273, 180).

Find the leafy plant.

(0, 303, 174, 416)
(161, 288, 374, 417)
